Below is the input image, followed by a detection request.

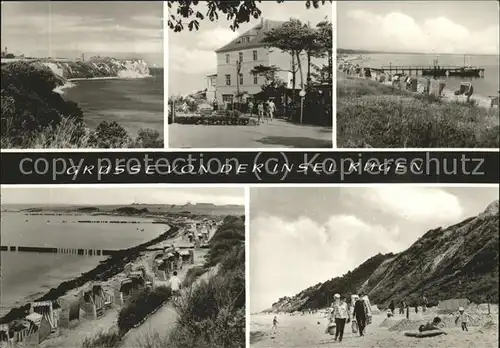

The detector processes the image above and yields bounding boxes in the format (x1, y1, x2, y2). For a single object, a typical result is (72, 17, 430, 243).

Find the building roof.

(215, 18, 286, 53)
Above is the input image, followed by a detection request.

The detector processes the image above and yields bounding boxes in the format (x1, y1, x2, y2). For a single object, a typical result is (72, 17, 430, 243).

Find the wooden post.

(300, 96, 304, 124)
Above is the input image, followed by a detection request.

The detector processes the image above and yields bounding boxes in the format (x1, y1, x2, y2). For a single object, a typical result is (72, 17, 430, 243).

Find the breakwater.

(0, 224, 180, 324)
(0, 245, 115, 256)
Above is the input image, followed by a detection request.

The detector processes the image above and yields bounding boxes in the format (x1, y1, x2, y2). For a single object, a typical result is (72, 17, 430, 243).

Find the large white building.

(210, 18, 319, 107)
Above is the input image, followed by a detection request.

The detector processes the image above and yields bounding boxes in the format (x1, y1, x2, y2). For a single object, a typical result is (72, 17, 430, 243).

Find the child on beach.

(456, 307, 474, 331)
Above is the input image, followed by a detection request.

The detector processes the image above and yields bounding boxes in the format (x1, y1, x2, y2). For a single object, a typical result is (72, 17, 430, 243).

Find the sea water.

(63, 68, 164, 138)
(0, 212, 167, 317)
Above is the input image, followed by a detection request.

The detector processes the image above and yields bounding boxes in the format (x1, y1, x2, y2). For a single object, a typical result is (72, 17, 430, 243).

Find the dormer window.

(246, 37, 250, 43)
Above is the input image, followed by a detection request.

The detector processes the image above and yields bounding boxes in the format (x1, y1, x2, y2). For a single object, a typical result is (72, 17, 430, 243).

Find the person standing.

(248, 100, 254, 116)
(422, 295, 428, 313)
(257, 102, 264, 124)
(272, 316, 279, 333)
(389, 300, 395, 315)
(456, 307, 473, 331)
(331, 294, 349, 342)
(170, 271, 181, 298)
(268, 99, 276, 121)
(263, 100, 269, 123)
(353, 294, 367, 336)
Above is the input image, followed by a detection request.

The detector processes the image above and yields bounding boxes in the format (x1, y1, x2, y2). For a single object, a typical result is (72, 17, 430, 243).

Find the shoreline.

(0, 222, 179, 324)
(53, 74, 153, 95)
(338, 55, 499, 109)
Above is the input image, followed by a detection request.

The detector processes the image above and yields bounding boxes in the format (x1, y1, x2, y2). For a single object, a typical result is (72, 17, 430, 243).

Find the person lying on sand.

(419, 317, 447, 335)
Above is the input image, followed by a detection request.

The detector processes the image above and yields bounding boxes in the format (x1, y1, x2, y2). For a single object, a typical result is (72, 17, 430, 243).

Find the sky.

(0, 187, 244, 206)
(168, 1, 333, 96)
(1, 1, 163, 66)
(250, 186, 499, 312)
(338, 1, 499, 55)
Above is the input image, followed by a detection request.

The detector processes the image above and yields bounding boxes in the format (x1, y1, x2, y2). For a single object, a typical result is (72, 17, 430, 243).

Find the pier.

(379, 65, 485, 77)
(0, 245, 118, 256)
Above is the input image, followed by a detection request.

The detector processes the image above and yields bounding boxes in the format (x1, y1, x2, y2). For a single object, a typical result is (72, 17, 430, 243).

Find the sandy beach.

(251, 305, 499, 348)
(29, 218, 216, 348)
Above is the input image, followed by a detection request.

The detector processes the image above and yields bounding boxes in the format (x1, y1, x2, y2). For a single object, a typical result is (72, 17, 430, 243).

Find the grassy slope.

(337, 77, 499, 148)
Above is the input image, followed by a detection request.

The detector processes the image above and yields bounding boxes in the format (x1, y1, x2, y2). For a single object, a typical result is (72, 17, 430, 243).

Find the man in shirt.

(354, 294, 367, 336)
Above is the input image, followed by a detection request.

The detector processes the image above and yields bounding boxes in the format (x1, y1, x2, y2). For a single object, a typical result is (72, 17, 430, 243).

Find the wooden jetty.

(379, 65, 485, 77)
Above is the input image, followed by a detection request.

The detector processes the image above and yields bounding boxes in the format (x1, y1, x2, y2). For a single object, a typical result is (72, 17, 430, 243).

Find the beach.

(251, 305, 499, 348)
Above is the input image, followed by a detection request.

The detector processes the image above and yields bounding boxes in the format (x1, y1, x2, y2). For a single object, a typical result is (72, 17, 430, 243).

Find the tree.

(167, 0, 331, 32)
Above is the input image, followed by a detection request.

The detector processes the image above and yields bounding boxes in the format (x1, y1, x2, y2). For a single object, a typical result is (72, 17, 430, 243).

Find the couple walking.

(249, 99, 275, 124)
(327, 293, 372, 342)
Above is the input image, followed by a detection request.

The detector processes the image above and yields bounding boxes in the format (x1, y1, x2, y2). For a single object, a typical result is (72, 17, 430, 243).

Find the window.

(239, 52, 243, 62)
(225, 74, 231, 86)
(253, 50, 257, 61)
(239, 73, 243, 85)
(225, 54, 230, 64)
(222, 94, 233, 103)
(253, 75, 258, 84)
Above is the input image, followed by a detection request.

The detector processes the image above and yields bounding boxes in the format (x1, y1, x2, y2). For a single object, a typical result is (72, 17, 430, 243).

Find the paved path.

(169, 119, 332, 148)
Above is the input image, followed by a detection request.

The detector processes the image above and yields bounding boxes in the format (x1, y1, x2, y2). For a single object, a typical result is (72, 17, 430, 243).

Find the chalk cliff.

(39, 57, 151, 80)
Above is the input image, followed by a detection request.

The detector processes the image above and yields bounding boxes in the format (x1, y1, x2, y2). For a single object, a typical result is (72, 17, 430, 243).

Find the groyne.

(0, 224, 180, 324)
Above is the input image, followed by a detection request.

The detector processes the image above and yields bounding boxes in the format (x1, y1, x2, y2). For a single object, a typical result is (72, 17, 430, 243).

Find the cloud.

(168, 46, 216, 74)
(362, 187, 463, 223)
(250, 214, 401, 312)
(345, 10, 499, 54)
(196, 27, 239, 51)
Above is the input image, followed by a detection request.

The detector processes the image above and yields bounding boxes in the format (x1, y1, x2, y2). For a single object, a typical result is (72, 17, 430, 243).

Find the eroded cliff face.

(38, 57, 150, 80)
(266, 200, 499, 313)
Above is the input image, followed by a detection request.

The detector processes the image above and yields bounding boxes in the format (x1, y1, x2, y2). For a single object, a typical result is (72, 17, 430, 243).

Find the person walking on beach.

(272, 316, 279, 333)
(331, 294, 349, 342)
(389, 300, 395, 315)
(422, 295, 428, 313)
(267, 99, 276, 122)
(399, 301, 404, 315)
(456, 307, 474, 331)
(257, 102, 264, 124)
(405, 301, 410, 319)
(170, 271, 181, 298)
(353, 294, 367, 336)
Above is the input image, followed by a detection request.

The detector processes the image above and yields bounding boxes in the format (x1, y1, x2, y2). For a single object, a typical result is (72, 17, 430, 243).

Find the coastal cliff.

(1, 57, 151, 83)
(265, 200, 499, 313)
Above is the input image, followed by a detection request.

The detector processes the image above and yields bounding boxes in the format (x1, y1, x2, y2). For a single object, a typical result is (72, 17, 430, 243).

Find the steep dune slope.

(266, 200, 499, 313)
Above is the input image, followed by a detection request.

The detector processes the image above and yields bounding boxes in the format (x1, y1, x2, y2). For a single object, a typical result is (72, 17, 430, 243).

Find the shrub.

(133, 128, 163, 148)
(81, 329, 122, 348)
(88, 121, 133, 148)
(168, 268, 245, 348)
(1, 61, 85, 147)
(337, 77, 500, 148)
(183, 266, 206, 288)
(174, 115, 250, 126)
(117, 285, 172, 334)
